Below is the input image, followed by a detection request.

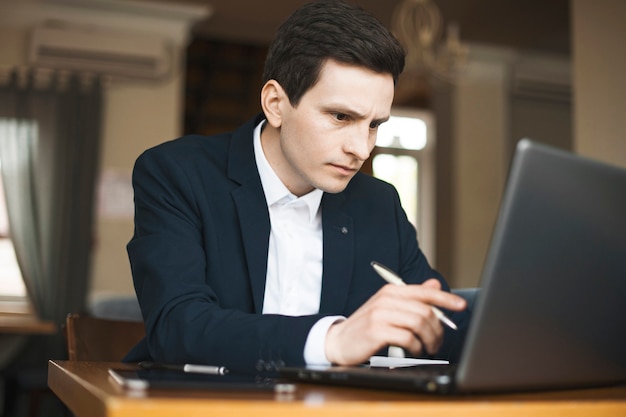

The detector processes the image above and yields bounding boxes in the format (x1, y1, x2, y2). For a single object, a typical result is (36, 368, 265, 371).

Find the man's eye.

(369, 121, 381, 129)
(333, 113, 348, 121)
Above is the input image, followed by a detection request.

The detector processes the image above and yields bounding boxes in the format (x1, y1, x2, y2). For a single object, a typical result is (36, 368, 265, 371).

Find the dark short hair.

(262, 0, 405, 106)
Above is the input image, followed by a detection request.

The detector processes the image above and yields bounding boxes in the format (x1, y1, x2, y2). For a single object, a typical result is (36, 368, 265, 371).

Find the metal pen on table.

(139, 361, 229, 375)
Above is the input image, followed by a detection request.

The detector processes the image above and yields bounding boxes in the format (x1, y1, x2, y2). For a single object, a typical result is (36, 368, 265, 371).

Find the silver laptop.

(280, 139, 626, 394)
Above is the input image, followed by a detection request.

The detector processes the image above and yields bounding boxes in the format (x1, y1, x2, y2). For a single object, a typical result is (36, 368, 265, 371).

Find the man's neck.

(259, 123, 313, 197)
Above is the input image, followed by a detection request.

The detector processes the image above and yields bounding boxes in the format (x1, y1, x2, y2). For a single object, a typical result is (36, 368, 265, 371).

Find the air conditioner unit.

(511, 55, 571, 102)
(28, 24, 173, 80)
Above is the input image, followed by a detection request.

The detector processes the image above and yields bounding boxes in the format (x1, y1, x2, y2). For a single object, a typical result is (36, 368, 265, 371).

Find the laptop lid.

(279, 139, 626, 394)
(455, 139, 626, 392)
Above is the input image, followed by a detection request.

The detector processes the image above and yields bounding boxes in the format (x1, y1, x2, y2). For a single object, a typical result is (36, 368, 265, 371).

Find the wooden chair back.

(65, 313, 145, 361)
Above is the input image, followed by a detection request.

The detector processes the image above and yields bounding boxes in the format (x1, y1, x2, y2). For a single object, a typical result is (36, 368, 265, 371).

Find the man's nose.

(344, 127, 373, 161)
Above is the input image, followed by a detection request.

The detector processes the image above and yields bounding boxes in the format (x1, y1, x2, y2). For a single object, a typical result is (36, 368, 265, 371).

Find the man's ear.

(261, 80, 288, 128)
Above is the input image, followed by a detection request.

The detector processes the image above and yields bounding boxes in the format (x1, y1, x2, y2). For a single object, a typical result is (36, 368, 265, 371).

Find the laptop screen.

(456, 139, 626, 392)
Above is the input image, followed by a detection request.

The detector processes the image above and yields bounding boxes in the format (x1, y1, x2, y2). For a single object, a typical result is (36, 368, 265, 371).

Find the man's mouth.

(330, 163, 359, 176)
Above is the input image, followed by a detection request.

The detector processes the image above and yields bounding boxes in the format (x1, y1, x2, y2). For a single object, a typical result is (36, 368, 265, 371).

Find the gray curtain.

(0, 68, 103, 325)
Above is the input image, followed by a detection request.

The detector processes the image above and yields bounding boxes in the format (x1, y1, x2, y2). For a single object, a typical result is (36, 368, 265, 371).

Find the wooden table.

(48, 360, 626, 417)
(0, 312, 56, 334)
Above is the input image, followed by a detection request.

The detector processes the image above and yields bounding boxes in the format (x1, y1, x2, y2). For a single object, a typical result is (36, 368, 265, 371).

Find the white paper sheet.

(369, 355, 449, 368)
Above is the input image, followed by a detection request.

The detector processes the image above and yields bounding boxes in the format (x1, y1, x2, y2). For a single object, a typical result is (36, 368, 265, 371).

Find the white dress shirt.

(253, 121, 343, 365)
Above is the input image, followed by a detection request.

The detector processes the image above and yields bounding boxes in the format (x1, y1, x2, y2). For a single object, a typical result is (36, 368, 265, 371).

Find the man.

(125, 0, 469, 373)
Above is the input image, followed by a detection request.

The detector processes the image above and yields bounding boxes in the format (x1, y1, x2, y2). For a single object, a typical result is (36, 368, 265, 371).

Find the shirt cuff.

(303, 315, 346, 365)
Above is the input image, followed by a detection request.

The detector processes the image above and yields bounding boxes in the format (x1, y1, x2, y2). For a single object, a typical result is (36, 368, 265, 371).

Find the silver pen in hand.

(370, 261, 458, 330)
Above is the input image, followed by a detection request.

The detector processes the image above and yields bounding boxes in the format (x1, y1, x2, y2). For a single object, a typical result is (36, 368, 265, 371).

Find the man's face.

(262, 59, 395, 196)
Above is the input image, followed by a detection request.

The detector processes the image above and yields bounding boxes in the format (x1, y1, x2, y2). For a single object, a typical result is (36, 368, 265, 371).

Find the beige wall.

(444, 46, 572, 289)
(0, 28, 25, 66)
(447, 0, 626, 288)
(451, 53, 510, 288)
(90, 70, 184, 299)
(572, 0, 626, 168)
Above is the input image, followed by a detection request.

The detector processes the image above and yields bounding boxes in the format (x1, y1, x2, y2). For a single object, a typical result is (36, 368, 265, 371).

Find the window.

(0, 123, 27, 299)
(0, 172, 26, 298)
(372, 108, 436, 263)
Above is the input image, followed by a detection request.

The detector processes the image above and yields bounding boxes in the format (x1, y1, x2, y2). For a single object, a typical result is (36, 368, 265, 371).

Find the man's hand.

(324, 279, 466, 365)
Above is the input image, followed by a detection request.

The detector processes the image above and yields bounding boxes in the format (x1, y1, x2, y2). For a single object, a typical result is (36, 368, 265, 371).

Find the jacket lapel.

(319, 192, 355, 314)
(229, 115, 270, 313)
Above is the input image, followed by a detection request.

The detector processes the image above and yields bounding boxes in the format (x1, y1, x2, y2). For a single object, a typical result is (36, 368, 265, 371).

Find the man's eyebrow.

(323, 104, 390, 124)
(373, 115, 390, 125)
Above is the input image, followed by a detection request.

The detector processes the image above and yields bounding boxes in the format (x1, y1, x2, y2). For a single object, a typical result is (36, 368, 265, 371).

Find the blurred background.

(0, 0, 624, 415)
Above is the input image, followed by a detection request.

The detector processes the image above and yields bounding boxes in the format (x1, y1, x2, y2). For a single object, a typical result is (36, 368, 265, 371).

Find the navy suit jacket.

(125, 114, 469, 373)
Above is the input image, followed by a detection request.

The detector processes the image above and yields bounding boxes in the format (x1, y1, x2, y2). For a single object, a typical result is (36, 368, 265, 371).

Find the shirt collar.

(253, 120, 323, 223)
